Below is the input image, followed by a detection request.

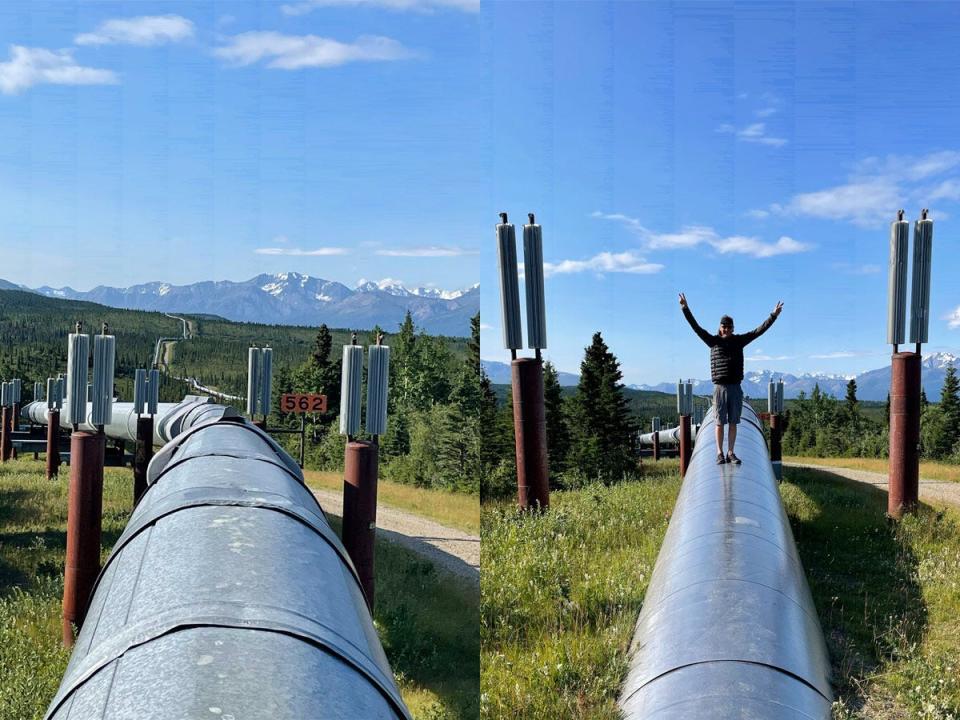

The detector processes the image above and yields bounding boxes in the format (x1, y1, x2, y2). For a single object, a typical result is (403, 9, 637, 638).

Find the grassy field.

(481, 461, 960, 719)
(786, 454, 960, 483)
(306, 470, 480, 534)
(0, 458, 477, 720)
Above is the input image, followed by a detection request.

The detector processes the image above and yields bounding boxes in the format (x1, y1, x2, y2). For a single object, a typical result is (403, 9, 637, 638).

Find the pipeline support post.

(133, 415, 154, 506)
(889, 352, 921, 519)
(46, 410, 60, 479)
(343, 440, 378, 611)
(10, 402, 17, 459)
(0, 406, 9, 462)
(652, 432, 660, 461)
(679, 415, 692, 476)
(63, 431, 105, 646)
(511, 357, 549, 511)
(770, 413, 782, 482)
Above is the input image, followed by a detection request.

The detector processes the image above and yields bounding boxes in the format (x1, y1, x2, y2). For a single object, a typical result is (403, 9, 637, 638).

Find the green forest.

(0, 290, 479, 494)
(481, 330, 960, 499)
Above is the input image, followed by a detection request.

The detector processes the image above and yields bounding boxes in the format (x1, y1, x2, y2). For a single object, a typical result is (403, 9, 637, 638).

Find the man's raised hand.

(679, 292, 687, 309)
(774, 301, 784, 317)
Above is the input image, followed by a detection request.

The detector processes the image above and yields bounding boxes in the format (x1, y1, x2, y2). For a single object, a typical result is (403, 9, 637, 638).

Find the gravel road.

(784, 462, 960, 509)
(312, 488, 479, 587)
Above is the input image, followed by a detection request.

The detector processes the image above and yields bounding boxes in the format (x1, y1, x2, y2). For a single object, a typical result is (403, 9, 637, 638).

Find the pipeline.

(638, 424, 700, 446)
(44, 412, 410, 719)
(21, 395, 237, 447)
(619, 403, 832, 719)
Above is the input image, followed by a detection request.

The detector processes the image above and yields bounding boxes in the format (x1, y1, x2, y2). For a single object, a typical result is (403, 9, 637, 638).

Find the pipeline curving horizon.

(620, 403, 832, 719)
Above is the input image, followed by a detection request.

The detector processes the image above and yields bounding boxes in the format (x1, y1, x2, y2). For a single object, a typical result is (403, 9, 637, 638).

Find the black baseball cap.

(720, 315, 734, 327)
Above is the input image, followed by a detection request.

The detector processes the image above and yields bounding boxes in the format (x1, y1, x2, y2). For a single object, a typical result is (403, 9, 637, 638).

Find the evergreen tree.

(884, 393, 890, 426)
(939, 364, 960, 454)
(565, 332, 637, 481)
(543, 361, 570, 481)
(845, 378, 861, 434)
(920, 388, 929, 410)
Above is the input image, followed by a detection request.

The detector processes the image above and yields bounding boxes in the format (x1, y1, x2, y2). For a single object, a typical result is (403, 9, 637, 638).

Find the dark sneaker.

(716, 452, 727, 465)
(727, 452, 742, 465)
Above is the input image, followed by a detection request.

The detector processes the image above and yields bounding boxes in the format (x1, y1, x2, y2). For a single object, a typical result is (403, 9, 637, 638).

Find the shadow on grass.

(784, 467, 928, 710)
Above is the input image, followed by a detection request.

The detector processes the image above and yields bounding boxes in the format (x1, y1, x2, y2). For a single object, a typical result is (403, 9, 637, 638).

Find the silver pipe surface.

(44, 417, 410, 720)
(620, 403, 832, 719)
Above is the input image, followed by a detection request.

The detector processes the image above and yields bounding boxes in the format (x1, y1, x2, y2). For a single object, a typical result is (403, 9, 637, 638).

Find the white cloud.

(254, 247, 348, 256)
(716, 121, 786, 147)
(0, 46, 117, 94)
(281, 0, 478, 15)
(753, 150, 960, 228)
(947, 306, 960, 329)
(376, 245, 478, 257)
(479, 323, 492, 331)
(746, 354, 794, 362)
(543, 251, 664, 277)
(745, 209, 770, 219)
(214, 32, 416, 69)
(831, 262, 882, 275)
(809, 351, 857, 359)
(592, 211, 812, 259)
(755, 107, 777, 118)
(75, 15, 194, 46)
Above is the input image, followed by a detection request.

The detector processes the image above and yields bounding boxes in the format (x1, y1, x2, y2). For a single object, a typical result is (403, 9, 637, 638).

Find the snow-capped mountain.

(7, 273, 478, 336)
(482, 352, 960, 401)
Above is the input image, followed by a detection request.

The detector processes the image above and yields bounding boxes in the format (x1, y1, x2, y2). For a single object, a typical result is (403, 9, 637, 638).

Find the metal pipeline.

(21, 395, 240, 447)
(44, 414, 410, 720)
(619, 403, 832, 719)
(638, 424, 701, 446)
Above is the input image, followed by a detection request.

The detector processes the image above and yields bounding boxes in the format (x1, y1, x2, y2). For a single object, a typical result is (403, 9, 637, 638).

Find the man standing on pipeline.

(679, 293, 783, 465)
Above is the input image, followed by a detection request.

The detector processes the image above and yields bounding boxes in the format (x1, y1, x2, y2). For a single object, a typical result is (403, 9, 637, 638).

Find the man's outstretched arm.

(679, 293, 716, 346)
(739, 301, 784, 345)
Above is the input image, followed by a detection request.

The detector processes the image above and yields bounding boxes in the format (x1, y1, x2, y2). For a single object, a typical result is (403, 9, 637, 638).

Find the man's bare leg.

(715, 424, 724, 455)
(728, 423, 737, 453)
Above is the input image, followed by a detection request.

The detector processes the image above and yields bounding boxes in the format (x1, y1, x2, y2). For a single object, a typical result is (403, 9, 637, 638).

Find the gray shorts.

(713, 383, 743, 425)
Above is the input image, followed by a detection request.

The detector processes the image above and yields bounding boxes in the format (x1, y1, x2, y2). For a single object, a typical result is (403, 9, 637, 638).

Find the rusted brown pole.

(770, 413, 782, 481)
(63, 431, 105, 646)
(652, 431, 660, 461)
(133, 415, 154, 506)
(889, 351, 921, 519)
(46, 410, 60, 479)
(511, 357, 550, 511)
(679, 415, 692, 476)
(0, 406, 9, 461)
(342, 440, 378, 611)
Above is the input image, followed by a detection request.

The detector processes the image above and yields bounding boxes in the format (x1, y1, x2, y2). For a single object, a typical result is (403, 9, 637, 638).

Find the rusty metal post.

(133, 415, 154, 506)
(889, 352, 921, 518)
(10, 402, 17, 459)
(511, 357, 549, 511)
(652, 431, 660, 461)
(46, 410, 61, 479)
(679, 415, 692, 476)
(770, 413, 782, 481)
(0, 406, 9, 462)
(342, 440, 378, 611)
(63, 431, 105, 646)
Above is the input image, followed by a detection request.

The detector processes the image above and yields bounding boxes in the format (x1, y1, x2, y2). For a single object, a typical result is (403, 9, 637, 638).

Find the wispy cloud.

(376, 245, 478, 257)
(214, 32, 416, 69)
(0, 46, 117, 94)
(479, 323, 492, 331)
(755, 107, 777, 118)
(543, 251, 664, 277)
(752, 150, 960, 228)
(76, 15, 194, 46)
(947, 306, 960, 329)
(591, 211, 812, 259)
(716, 121, 787, 147)
(809, 351, 857, 359)
(281, 0, 478, 15)
(831, 262, 882, 275)
(254, 246, 348, 256)
(746, 354, 794, 362)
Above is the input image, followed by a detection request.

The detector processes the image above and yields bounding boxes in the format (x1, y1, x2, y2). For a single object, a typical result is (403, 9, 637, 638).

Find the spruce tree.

(543, 361, 570, 481)
(940, 364, 960, 453)
(566, 332, 637, 481)
(845, 378, 860, 434)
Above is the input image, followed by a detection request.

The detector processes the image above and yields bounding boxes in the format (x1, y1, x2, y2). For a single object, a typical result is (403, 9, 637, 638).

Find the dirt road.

(312, 488, 480, 587)
(785, 461, 960, 509)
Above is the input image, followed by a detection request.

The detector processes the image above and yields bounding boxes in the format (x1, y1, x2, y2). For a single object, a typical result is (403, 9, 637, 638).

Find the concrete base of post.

(889, 352, 921, 519)
(46, 410, 61, 479)
(770, 413, 782, 482)
(63, 431, 105, 646)
(343, 441, 378, 611)
(511, 357, 550, 511)
(133, 415, 154, 506)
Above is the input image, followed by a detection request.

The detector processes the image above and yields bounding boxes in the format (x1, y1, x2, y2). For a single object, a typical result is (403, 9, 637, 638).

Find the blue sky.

(0, 0, 482, 294)
(480, 1, 960, 385)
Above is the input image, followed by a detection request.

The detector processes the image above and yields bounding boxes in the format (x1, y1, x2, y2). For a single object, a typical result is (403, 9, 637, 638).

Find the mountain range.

(0, 274, 479, 336)
(482, 352, 960, 402)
